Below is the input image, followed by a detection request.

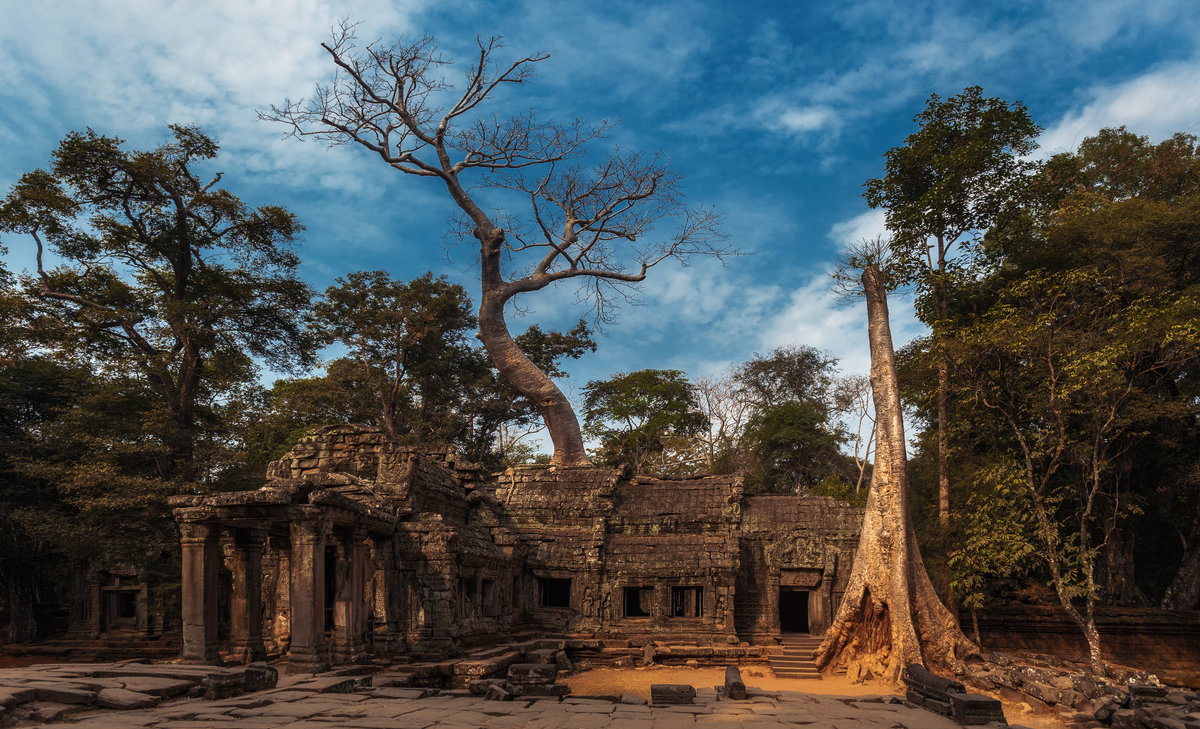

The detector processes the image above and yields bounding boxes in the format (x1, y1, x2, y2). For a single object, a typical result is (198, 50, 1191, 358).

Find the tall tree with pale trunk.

(816, 239, 976, 681)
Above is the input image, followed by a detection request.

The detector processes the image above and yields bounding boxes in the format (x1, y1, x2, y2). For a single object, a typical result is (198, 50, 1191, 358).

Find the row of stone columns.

(179, 509, 380, 673)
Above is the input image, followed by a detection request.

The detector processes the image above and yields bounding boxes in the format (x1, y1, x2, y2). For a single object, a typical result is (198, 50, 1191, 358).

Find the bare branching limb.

(264, 25, 728, 464)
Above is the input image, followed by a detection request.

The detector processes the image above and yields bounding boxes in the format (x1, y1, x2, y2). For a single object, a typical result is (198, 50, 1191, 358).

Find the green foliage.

(949, 463, 1037, 609)
(740, 401, 848, 494)
(808, 473, 868, 508)
(865, 86, 1040, 270)
(583, 369, 708, 474)
(310, 271, 478, 441)
(902, 124, 1200, 612)
(731, 345, 838, 410)
(0, 125, 315, 482)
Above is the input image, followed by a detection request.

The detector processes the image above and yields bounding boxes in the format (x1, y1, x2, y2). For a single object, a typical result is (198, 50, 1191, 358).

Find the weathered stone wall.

(173, 424, 866, 665)
(608, 477, 742, 535)
(737, 495, 864, 640)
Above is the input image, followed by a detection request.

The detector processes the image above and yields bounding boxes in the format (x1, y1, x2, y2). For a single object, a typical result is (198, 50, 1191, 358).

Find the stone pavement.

(25, 682, 993, 729)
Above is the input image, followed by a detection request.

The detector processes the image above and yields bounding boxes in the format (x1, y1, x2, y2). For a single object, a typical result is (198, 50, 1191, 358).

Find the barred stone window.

(671, 586, 703, 617)
(623, 586, 653, 617)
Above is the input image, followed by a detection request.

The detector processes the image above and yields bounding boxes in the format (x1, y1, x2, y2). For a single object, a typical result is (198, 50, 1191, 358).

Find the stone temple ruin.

(169, 425, 862, 673)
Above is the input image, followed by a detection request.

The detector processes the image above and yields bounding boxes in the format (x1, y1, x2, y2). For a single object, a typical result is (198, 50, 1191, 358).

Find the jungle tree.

(864, 87, 1039, 533)
(264, 26, 724, 466)
(311, 271, 477, 440)
(582, 368, 708, 475)
(0, 126, 314, 482)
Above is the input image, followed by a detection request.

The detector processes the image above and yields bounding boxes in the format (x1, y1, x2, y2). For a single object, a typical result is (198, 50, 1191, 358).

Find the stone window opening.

(671, 586, 703, 618)
(539, 577, 571, 608)
(623, 586, 653, 618)
(460, 578, 476, 618)
(482, 579, 498, 617)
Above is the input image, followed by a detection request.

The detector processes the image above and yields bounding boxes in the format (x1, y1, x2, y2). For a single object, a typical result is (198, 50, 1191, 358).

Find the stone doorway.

(779, 588, 810, 633)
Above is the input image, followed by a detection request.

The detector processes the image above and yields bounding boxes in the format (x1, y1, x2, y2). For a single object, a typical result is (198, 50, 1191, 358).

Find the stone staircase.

(769, 633, 822, 679)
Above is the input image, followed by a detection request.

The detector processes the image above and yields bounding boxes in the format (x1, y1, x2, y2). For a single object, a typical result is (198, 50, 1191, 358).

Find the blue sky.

(2, 0, 1199, 436)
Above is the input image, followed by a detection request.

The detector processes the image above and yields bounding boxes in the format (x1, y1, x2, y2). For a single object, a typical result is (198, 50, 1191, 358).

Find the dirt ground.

(564, 665, 1070, 729)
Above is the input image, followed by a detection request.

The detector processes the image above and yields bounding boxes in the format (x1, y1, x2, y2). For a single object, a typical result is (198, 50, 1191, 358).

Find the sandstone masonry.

(169, 425, 863, 673)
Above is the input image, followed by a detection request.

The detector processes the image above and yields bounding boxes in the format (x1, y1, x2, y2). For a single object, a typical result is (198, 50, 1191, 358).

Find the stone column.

(370, 538, 402, 652)
(230, 527, 268, 663)
(350, 530, 371, 658)
(288, 512, 330, 674)
(814, 572, 835, 635)
(87, 575, 103, 637)
(137, 584, 151, 637)
(332, 528, 370, 664)
(180, 521, 221, 663)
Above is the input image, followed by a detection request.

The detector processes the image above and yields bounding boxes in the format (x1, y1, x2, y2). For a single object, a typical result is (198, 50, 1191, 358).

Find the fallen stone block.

(903, 663, 966, 698)
(468, 678, 507, 697)
(1130, 684, 1169, 706)
(1023, 681, 1059, 705)
(485, 684, 512, 701)
(507, 663, 558, 685)
(948, 692, 1007, 726)
(724, 665, 747, 700)
(651, 684, 696, 705)
(95, 687, 161, 710)
(924, 696, 952, 716)
(23, 701, 75, 722)
(555, 650, 573, 673)
(510, 682, 569, 697)
(621, 694, 647, 705)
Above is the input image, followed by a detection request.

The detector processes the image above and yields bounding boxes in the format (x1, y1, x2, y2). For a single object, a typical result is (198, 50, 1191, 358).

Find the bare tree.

(833, 374, 875, 494)
(816, 238, 975, 681)
(263, 25, 724, 466)
(691, 372, 753, 472)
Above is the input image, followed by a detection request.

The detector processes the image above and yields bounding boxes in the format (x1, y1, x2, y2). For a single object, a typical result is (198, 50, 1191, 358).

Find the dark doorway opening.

(324, 547, 337, 633)
(539, 578, 571, 608)
(779, 588, 809, 633)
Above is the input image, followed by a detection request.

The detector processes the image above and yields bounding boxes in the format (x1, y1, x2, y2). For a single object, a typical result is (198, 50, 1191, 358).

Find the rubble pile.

(961, 652, 1200, 728)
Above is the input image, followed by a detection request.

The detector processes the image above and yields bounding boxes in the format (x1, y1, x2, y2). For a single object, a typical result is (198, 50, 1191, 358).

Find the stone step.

(772, 669, 822, 679)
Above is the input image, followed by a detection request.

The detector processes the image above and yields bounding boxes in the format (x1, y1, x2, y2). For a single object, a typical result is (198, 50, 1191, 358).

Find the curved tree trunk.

(1162, 535, 1200, 611)
(814, 263, 976, 682)
(475, 227, 590, 467)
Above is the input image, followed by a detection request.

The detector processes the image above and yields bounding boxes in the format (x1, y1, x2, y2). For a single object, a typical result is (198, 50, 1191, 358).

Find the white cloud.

(1038, 58, 1200, 155)
(0, 0, 430, 191)
(770, 105, 839, 135)
(827, 208, 888, 252)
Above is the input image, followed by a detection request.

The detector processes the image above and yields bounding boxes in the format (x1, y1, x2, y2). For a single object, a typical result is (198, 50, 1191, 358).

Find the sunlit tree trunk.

(814, 263, 976, 682)
(476, 226, 589, 466)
